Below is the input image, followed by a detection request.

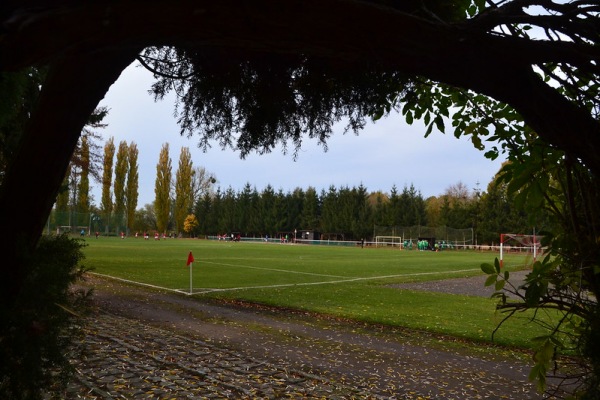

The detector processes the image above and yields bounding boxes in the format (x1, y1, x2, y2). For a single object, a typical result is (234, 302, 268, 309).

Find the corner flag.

(187, 251, 195, 295)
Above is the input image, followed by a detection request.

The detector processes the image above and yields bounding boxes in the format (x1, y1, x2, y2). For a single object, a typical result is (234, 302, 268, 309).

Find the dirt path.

(54, 273, 545, 399)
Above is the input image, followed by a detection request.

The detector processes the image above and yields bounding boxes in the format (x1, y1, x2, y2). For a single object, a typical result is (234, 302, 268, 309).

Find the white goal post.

(375, 236, 402, 248)
(500, 232, 544, 268)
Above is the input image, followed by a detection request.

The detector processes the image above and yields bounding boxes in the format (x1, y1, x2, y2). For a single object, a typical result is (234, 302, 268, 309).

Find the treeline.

(50, 135, 545, 245)
(184, 179, 545, 244)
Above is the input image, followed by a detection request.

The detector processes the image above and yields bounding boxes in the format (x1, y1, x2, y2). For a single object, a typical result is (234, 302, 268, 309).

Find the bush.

(0, 234, 91, 399)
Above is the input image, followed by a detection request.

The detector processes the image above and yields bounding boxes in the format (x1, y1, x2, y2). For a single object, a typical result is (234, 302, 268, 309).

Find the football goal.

(499, 232, 544, 268)
(375, 236, 402, 248)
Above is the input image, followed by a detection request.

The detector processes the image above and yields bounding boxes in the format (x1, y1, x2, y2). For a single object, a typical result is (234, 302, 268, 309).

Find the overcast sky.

(93, 63, 505, 207)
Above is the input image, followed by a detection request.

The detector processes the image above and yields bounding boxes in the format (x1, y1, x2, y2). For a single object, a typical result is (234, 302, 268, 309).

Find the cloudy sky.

(93, 62, 505, 207)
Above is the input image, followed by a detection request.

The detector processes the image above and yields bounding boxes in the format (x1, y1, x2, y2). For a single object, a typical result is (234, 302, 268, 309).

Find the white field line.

(89, 272, 190, 294)
(192, 268, 481, 294)
(90, 265, 493, 296)
(200, 260, 347, 279)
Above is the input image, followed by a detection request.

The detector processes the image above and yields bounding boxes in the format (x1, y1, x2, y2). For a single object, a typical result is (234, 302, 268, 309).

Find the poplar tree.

(154, 143, 172, 234)
(75, 136, 90, 226)
(173, 147, 193, 235)
(125, 142, 139, 234)
(113, 140, 128, 233)
(100, 137, 115, 224)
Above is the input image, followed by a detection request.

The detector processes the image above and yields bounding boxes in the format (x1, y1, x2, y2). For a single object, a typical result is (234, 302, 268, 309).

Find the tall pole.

(533, 227, 537, 261)
(187, 251, 194, 295)
(500, 233, 504, 269)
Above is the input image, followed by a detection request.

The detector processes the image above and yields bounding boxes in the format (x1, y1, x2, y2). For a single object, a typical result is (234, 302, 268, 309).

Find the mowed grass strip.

(83, 237, 548, 348)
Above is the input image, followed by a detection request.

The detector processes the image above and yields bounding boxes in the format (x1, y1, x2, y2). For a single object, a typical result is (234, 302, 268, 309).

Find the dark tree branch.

(136, 54, 195, 80)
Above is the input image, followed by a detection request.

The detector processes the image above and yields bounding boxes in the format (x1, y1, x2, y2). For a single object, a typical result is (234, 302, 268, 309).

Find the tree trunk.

(0, 48, 139, 306)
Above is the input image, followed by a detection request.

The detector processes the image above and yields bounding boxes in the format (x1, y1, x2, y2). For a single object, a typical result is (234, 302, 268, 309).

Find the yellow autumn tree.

(183, 214, 198, 237)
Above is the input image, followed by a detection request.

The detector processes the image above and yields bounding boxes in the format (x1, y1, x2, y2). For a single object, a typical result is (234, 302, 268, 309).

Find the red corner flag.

(186, 251, 194, 266)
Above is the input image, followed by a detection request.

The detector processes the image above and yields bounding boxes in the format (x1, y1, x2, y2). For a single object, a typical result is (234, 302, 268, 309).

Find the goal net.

(500, 233, 544, 268)
(373, 225, 473, 249)
(375, 236, 402, 248)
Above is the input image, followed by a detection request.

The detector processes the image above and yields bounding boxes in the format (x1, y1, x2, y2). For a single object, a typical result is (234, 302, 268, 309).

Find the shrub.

(0, 234, 91, 399)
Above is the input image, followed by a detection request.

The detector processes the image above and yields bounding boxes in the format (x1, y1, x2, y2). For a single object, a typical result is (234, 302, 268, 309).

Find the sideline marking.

(89, 272, 190, 295)
(90, 266, 496, 296)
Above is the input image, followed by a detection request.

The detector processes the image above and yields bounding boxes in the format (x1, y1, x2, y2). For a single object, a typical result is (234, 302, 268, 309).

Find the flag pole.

(187, 251, 194, 295)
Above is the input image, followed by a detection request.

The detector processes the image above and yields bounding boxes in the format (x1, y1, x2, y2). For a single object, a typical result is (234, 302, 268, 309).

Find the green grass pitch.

(82, 236, 547, 349)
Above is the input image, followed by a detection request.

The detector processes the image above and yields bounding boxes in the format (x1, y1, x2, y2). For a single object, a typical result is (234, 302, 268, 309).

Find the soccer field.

(83, 237, 543, 348)
(83, 237, 528, 293)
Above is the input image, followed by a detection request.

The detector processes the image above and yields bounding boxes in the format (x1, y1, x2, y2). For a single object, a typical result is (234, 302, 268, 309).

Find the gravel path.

(47, 273, 544, 399)
(389, 270, 531, 298)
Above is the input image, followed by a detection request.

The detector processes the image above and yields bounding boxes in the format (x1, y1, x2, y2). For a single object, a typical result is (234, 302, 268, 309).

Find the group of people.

(417, 239, 430, 251)
(402, 239, 433, 251)
(113, 231, 170, 240)
(217, 233, 241, 242)
(78, 229, 100, 238)
(141, 231, 169, 240)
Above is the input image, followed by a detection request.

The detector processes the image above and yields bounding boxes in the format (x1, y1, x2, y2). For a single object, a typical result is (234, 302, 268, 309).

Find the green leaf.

(525, 284, 542, 306)
(424, 110, 431, 126)
(485, 274, 497, 287)
(470, 134, 483, 150)
(528, 363, 542, 382)
(507, 169, 533, 196)
(424, 122, 434, 137)
(527, 181, 545, 209)
(372, 109, 384, 121)
(481, 263, 496, 275)
(528, 363, 547, 392)
(495, 279, 505, 291)
(494, 258, 501, 274)
(467, 5, 477, 17)
(434, 115, 445, 133)
(484, 149, 498, 160)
